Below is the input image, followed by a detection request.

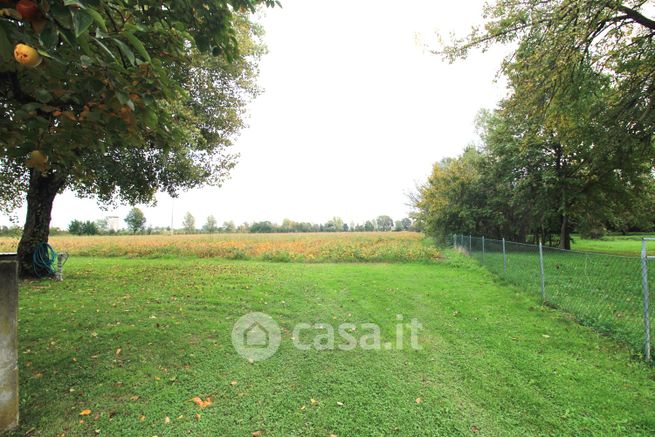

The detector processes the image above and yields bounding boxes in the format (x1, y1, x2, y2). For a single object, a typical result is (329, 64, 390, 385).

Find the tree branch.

(616, 4, 655, 31)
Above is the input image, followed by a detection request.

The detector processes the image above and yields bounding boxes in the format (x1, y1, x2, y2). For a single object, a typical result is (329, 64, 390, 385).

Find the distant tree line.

(178, 213, 416, 234)
(61, 210, 417, 236)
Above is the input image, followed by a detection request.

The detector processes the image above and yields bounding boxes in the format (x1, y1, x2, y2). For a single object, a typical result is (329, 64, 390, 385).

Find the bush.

(579, 225, 607, 240)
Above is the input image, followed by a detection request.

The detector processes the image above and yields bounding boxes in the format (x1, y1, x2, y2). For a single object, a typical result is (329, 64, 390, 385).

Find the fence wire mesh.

(452, 234, 654, 361)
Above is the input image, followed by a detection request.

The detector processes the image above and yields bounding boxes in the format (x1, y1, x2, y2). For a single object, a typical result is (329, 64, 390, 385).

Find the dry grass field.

(0, 232, 441, 263)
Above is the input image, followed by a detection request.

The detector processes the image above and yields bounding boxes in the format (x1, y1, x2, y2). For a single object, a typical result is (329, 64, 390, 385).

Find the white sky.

(2, 0, 510, 229)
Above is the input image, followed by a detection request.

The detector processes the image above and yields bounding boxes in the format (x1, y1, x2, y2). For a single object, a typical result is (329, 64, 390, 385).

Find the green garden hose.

(33, 242, 58, 278)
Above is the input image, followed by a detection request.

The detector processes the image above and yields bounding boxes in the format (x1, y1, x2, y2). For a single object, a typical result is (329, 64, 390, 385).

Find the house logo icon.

(232, 312, 281, 362)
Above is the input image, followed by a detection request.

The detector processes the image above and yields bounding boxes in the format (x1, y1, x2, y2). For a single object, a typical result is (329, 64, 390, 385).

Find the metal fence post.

(641, 239, 652, 362)
(482, 236, 485, 264)
(453, 234, 456, 249)
(502, 238, 507, 273)
(468, 235, 472, 253)
(539, 240, 546, 303)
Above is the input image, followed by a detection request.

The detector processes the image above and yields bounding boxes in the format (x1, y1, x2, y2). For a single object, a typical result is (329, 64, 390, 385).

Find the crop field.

(7, 233, 655, 436)
(0, 232, 440, 263)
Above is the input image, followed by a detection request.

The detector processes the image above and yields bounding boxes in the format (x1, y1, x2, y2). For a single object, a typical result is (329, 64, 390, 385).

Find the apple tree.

(0, 0, 278, 276)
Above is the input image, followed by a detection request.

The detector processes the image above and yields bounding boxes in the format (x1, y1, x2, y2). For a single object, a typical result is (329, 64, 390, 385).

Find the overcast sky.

(2, 0, 510, 229)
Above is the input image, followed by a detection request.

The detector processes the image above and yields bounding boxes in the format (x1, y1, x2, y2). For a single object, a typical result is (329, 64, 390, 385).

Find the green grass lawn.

(466, 239, 654, 357)
(571, 234, 655, 256)
(12, 253, 655, 436)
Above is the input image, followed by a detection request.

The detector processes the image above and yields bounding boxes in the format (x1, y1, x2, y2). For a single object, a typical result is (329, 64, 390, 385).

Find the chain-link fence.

(452, 234, 654, 362)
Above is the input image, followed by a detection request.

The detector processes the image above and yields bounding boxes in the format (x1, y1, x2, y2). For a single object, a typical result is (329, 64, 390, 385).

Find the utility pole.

(170, 197, 175, 235)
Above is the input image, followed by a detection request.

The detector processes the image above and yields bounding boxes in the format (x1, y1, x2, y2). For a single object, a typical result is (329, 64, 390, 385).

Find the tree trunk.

(559, 213, 571, 250)
(17, 169, 67, 278)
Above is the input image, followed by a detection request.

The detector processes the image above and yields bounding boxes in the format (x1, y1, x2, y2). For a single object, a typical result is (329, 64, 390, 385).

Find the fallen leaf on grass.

(139, 416, 145, 422)
(252, 432, 261, 437)
(472, 425, 480, 433)
(80, 409, 92, 416)
(310, 399, 319, 406)
(336, 402, 344, 407)
(230, 380, 238, 386)
(164, 416, 170, 424)
(195, 413, 201, 421)
(191, 397, 213, 408)
(415, 397, 423, 404)
(115, 348, 122, 356)
(130, 395, 140, 401)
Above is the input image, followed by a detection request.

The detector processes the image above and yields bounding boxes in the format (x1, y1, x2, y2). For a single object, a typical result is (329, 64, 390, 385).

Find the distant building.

(107, 216, 120, 232)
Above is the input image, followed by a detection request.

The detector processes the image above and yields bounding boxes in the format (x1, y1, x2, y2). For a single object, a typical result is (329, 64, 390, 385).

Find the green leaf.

(81, 7, 108, 33)
(78, 34, 93, 57)
(112, 38, 135, 66)
(36, 49, 54, 59)
(123, 32, 151, 62)
(35, 90, 53, 103)
(72, 9, 94, 38)
(92, 37, 117, 63)
(39, 22, 59, 49)
(22, 102, 41, 112)
(195, 35, 210, 52)
(143, 107, 158, 129)
(80, 55, 94, 67)
(115, 92, 130, 105)
(50, 5, 73, 30)
(96, 26, 109, 39)
(0, 22, 11, 62)
(58, 28, 75, 46)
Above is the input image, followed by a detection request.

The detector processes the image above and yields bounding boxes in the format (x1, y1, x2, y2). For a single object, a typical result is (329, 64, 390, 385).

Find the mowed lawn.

(13, 254, 655, 436)
(571, 234, 655, 256)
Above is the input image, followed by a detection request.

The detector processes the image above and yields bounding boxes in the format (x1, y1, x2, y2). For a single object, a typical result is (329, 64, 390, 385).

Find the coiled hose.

(33, 242, 58, 278)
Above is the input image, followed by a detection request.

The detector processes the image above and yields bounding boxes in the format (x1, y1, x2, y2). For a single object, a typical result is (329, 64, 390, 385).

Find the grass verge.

(11, 255, 655, 436)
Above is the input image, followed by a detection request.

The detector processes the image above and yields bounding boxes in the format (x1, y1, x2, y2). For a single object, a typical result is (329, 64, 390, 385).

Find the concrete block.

(0, 254, 18, 433)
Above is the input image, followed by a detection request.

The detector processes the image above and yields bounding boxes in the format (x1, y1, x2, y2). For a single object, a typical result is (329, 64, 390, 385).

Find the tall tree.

(222, 220, 236, 233)
(442, 0, 655, 134)
(434, 0, 655, 248)
(182, 212, 196, 234)
(414, 148, 493, 241)
(375, 215, 394, 232)
(125, 207, 145, 234)
(203, 215, 218, 234)
(0, 0, 279, 276)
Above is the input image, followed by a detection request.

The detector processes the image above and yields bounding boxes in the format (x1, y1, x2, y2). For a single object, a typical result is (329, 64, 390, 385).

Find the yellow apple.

(26, 150, 48, 171)
(14, 43, 42, 68)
